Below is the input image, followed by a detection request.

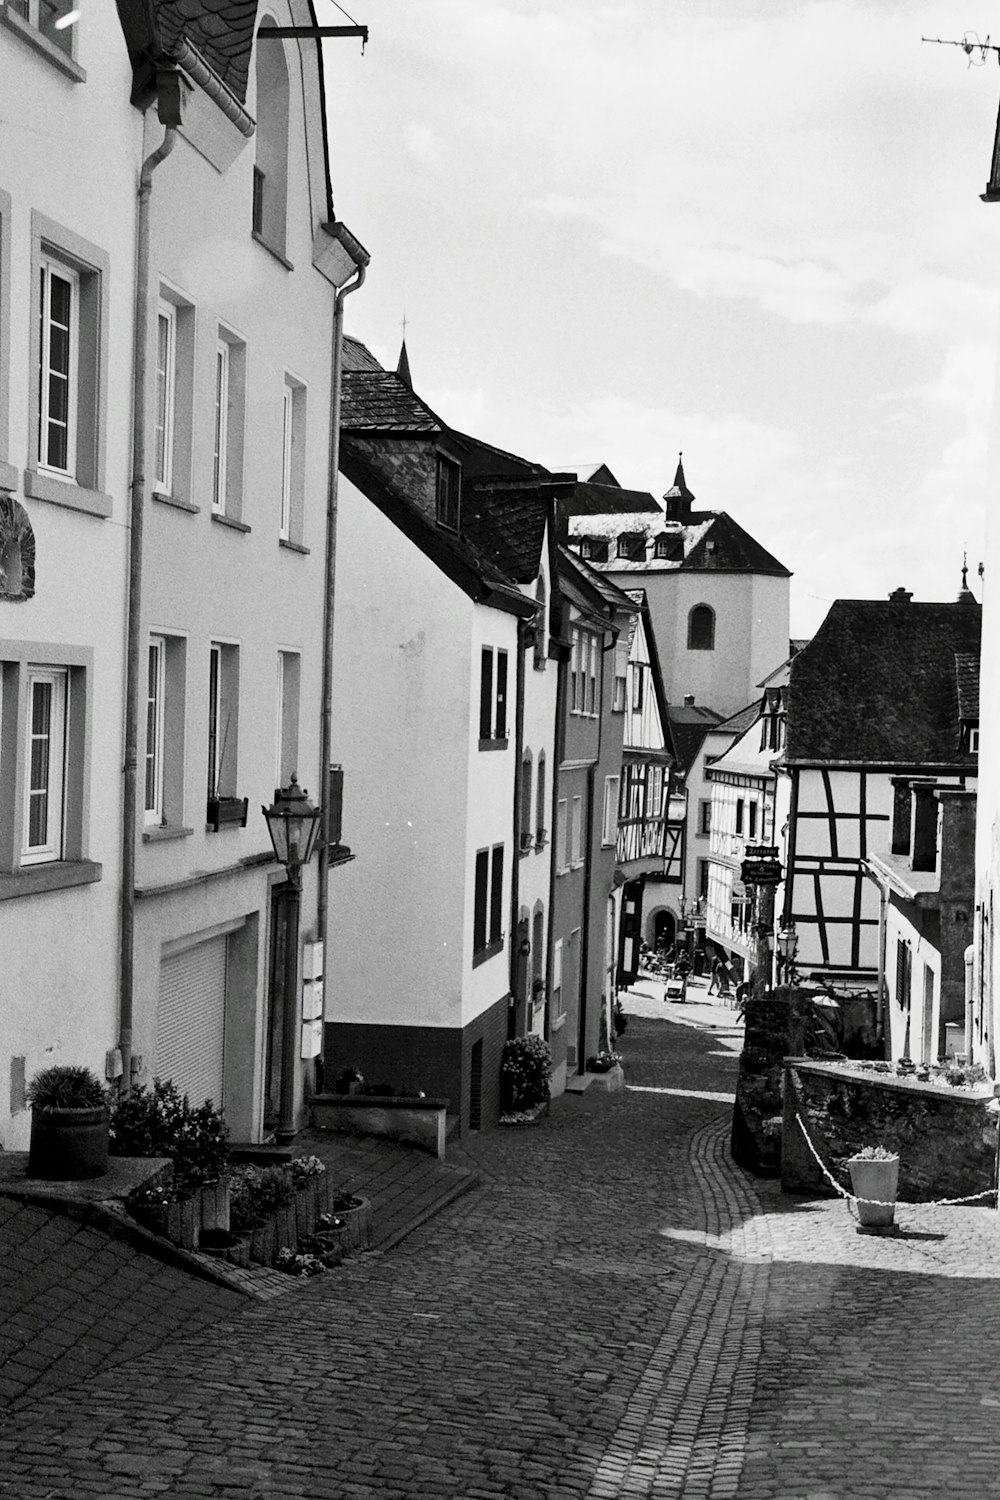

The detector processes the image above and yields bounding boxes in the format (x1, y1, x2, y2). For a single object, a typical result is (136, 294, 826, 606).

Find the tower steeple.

(957, 552, 978, 605)
(663, 451, 694, 521)
(396, 338, 412, 389)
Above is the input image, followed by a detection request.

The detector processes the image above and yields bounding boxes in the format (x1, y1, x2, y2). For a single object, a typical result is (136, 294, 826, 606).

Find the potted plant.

(847, 1144, 899, 1230)
(27, 1064, 110, 1180)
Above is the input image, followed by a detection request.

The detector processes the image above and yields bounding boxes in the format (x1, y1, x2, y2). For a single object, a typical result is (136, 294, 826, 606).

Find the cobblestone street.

(5, 1002, 1000, 1498)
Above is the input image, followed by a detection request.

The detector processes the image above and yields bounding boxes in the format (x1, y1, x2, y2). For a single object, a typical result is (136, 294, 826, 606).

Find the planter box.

(206, 795, 248, 831)
(166, 1198, 198, 1251)
(294, 1182, 318, 1238)
(198, 1179, 231, 1234)
(28, 1105, 110, 1181)
(311, 1094, 450, 1158)
(249, 1219, 277, 1266)
(318, 1195, 373, 1253)
(848, 1156, 899, 1228)
(199, 1229, 251, 1267)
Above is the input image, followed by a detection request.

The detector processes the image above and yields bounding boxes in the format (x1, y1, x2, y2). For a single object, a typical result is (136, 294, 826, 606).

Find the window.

(556, 797, 568, 873)
(473, 843, 504, 962)
(579, 538, 594, 559)
(654, 535, 672, 559)
(436, 456, 461, 530)
(142, 633, 187, 835)
(570, 795, 583, 866)
(479, 647, 508, 745)
(37, 256, 78, 477)
(631, 664, 644, 712)
(699, 799, 711, 836)
(735, 798, 744, 835)
(278, 377, 306, 543)
(570, 628, 598, 716)
(145, 638, 165, 826)
(761, 712, 785, 752)
(276, 651, 300, 787)
(895, 939, 912, 1011)
(698, 858, 709, 899)
(22, 667, 67, 864)
(6, 0, 78, 59)
(687, 604, 715, 651)
(154, 303, 176, 495)
(519, 751, 534, 853)
(551, 939, 563, 1020)
(535, 751, 547, 845)
(602, 775, 620, 847)
(253, 23, 290, 256)
(212, 331, 246, 520)
(749, 801, 758, 840)
(969, 726, 980, 755)
(207, 642, 240, 810)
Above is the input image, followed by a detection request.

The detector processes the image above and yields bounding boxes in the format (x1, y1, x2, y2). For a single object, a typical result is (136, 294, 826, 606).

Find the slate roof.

(564, 482, 660, 516)
(567, 508, 790, 576)
(665, 703, 725, 776)
(461, 480, 550, 586)
(341, 371, 442, 435)
(715, 701, 761, 736)
(786, 599, 983, 765)
(152, 0, 259, 99)
(342, 337, 384, 374)
(682, 512, 790, 576)
(956, 653, 980, 721)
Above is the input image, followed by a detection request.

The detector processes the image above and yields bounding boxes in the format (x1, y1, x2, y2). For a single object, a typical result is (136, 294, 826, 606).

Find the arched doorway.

(651, 909, 676, 953)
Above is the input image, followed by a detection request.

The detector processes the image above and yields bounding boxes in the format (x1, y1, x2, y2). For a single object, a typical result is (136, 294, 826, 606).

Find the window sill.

(555, 864, 571, 878)
(24, 468, 111, 519)
(212, 512, 251, 534)
(251, 231, 294, 271)
(153, 491, 199, 515)
(143, 824, 194, 843)
(535, 835, 549, 851)
(279, 537, 310, 555)
(569, 710, 599, 720)
(478, 737, 509, 752)
(550, 1012, 566, 1032)
(472, 936, 504, 969)
(0, 859, 101, 901)
(0, 8, 86, 80)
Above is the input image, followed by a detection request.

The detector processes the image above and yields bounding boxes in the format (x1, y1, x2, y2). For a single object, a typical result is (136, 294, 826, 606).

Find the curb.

(371, 1168, 480, 1254)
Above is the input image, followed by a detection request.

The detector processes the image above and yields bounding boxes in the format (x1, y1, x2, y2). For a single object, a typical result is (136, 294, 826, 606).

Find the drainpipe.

(576, 615, 616, 1072)
(508, 618, 530, 1037)
(317, 226, 369, 965)
(118, 83, 182, 1097)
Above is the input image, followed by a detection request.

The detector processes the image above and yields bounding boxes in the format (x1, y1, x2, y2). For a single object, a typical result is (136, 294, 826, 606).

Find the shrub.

(27, 1065, 107, 1111)
(850, 1145, 897, 1161)
(109, 1078, 229, 1190)
(500, 1035, 552, 1113)
(229, 1164, 293, 1231)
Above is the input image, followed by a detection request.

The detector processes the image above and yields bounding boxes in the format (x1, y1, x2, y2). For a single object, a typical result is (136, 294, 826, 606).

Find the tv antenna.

(921, 31, 1000, 66)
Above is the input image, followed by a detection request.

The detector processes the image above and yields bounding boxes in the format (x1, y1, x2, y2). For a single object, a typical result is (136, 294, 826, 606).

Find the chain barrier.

(795, 1113, 997, 1210)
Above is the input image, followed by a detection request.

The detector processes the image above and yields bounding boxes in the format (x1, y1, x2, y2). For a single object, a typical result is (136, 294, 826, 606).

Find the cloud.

(404, 122, 441, 167)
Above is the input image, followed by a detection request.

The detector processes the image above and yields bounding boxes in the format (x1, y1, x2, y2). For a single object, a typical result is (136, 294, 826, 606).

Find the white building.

(1, 2, 142, 1148)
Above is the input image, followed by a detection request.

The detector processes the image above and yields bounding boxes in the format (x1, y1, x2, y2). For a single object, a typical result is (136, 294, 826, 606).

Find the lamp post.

(262, 775, 322, 1144)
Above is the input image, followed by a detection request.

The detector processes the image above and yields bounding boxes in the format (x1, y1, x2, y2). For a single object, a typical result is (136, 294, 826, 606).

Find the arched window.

(253, 23, 290, 256)
(687, 604, 715, 651)
(520, 750, 533, 851)
(535, 750, 547, 844)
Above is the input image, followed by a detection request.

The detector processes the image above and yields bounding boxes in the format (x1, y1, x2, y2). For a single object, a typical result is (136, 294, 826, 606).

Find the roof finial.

(962, 550, 968, 590)
(957, 550, 978, 604)
(396, 314, 412, 389)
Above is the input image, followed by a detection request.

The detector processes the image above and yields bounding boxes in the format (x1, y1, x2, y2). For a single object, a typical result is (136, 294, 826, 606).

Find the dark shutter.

(474, 849, 489, 951)
(490, 844, 504, 943)
(495, 651, 508, 738)
(479, 649, 493, 740)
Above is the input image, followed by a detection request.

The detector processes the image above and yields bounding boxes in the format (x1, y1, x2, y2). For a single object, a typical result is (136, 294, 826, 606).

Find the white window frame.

(144, 636, 166, 826)
(212, 339, 230, 515)
(22, 666, 68, 865)
(154, 302, 177, 495)
(570, 794, 583, 866)
(556, 797, 568, 873)
(279, 383, 293, 540)
(38, 255, 79, 479)
(602, 775, 620, 848)
(551, 938, 564, 1021)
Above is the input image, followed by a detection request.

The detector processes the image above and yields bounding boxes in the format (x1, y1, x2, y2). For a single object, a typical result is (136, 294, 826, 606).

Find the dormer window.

(617, 533, 643, 560)
(653, 535, 671, 559)
(436, 455, 461, 530)
(579, 538, 594, 559)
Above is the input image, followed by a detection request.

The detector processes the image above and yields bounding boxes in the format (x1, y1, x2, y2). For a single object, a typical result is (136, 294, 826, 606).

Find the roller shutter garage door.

(156, 934, 227, 1109)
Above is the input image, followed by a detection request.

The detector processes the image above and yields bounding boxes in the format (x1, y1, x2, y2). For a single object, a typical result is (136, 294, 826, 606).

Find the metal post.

(277, 867, 302, 1144)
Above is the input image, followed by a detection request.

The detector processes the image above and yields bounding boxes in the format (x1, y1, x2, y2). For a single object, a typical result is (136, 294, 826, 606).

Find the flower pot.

(198, 1179, 231, 1235)
(28, 1105, 110, 1180)
(249, 1220, 277, 1266)
(166, 1198, 198, 1250)
(295, 1184, 318, 1239)
(848, 1155, 899, 1228)
(199, 1229, 251, 1268)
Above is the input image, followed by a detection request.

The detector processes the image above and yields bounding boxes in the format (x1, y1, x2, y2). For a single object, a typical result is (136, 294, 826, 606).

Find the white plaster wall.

(329, 477, 471, 1028)
(884, 908, 943, 1064)
(1, 14, 141, 1148)
(464, 605, 519, 1027)
(519, 571, 558, 1012)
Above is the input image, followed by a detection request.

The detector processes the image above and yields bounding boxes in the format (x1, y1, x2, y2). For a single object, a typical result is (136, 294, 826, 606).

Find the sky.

(322, 0, 1000, 638)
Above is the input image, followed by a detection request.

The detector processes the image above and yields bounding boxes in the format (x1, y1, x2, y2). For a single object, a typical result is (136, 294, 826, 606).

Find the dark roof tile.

(787, 599, 982, 763)
(341, 370, 442, 434)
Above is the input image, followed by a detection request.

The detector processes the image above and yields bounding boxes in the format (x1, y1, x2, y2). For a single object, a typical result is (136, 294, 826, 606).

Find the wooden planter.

(198, 1179, 231, 1235)
(28, 1105, 110, 1180)
(323, 1195, 373, 1253)
(249, 1219, 277, 1266)
(199, 1229, 251, 1268)
(294, 1183, 318, 1238)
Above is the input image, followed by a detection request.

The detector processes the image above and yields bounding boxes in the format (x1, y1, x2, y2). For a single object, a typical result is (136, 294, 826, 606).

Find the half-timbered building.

(780, 587, 981, 992)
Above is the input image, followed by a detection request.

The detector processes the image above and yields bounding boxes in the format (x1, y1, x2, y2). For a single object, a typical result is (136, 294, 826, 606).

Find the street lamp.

(262, 775, 322, 1143)
(776, 921, 804, 1055)
(776, 922, 799, 985)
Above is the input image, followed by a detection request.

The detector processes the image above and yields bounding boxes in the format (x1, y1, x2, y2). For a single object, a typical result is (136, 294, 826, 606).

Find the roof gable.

(682, 511, 790, 577)
(787, 599, 982, 764)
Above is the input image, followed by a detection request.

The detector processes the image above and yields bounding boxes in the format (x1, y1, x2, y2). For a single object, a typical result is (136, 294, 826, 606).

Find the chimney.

(684, 694, 695, 707)
(889, 587, 913, 603)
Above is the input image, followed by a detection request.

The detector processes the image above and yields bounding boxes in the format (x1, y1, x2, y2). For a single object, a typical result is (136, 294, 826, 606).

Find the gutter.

(317, 222, 369, 970)
(118, 78, 182, 1095)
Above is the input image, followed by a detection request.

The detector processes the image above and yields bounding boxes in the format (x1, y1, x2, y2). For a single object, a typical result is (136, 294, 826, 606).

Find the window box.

(519, 832, 534, 855)
(206, 795, 248, 832)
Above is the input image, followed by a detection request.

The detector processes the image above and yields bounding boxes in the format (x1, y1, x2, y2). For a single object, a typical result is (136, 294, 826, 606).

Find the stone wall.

(782, 1059, 999, 1203)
